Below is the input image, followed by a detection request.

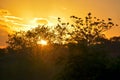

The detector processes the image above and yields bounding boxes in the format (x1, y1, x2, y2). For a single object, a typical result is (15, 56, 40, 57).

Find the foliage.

(6, 25, 53, 54)
(53, 13, 116, 45)
(6, 13, 116, 51)
(70, 13, 114, 44)
(1, 13, 119, 80)
(55, 42, 120, 80)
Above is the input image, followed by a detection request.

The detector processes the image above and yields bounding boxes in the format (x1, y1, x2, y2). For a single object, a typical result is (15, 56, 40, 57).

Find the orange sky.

(0, 0, 120, 48)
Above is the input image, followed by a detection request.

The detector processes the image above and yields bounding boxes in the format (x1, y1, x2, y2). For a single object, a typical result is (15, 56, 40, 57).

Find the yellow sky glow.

(0, 0, 120, 48)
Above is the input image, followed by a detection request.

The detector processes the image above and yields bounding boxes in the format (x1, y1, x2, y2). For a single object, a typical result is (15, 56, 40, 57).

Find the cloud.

(0, 9, 11, 16)
(0, 9, 55, 48)
(29, 17, 56, 27)
(32, 18, 48, 25)
(4, 15, 23, 23)
(0, 9, 25, 31)
(0, 9, 26, 48)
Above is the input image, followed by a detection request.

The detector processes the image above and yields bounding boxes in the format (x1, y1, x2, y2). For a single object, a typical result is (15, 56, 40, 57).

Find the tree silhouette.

(69, 13, 115, 45)
(53, 13, 118, 80)
(6, 25, 53, 54)
(7, 13, 116, 50)
(2, 12, 120, 80)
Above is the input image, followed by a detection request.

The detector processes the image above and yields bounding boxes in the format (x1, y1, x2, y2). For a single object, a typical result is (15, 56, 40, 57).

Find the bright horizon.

(0, 0, 120, 48)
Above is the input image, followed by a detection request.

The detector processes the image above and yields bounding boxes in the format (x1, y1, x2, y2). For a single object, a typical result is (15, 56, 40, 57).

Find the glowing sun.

(37, 39, 47, 45)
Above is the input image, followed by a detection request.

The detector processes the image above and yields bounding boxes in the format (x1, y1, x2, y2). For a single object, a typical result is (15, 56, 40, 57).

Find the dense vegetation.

(0, 13, 120, 80)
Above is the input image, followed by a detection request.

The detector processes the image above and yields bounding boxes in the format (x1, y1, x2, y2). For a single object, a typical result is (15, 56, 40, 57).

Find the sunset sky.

(0, 0, 120, 48)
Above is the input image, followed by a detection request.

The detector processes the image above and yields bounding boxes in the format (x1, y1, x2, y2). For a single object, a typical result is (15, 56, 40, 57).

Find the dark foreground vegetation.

(0, 13, 120, 80)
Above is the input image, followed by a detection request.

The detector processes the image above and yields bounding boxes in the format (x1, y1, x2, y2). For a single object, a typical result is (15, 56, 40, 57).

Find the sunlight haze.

(0, 0, 120, 48)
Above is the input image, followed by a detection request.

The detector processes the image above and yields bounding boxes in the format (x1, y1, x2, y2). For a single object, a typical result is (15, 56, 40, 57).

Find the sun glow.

(37, 40, 47, 45)
(29, 18, 55, 27)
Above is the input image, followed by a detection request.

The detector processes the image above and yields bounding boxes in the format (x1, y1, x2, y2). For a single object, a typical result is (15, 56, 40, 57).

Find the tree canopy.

(7, 13, 116, 50)
(1, 12, 120, 80)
